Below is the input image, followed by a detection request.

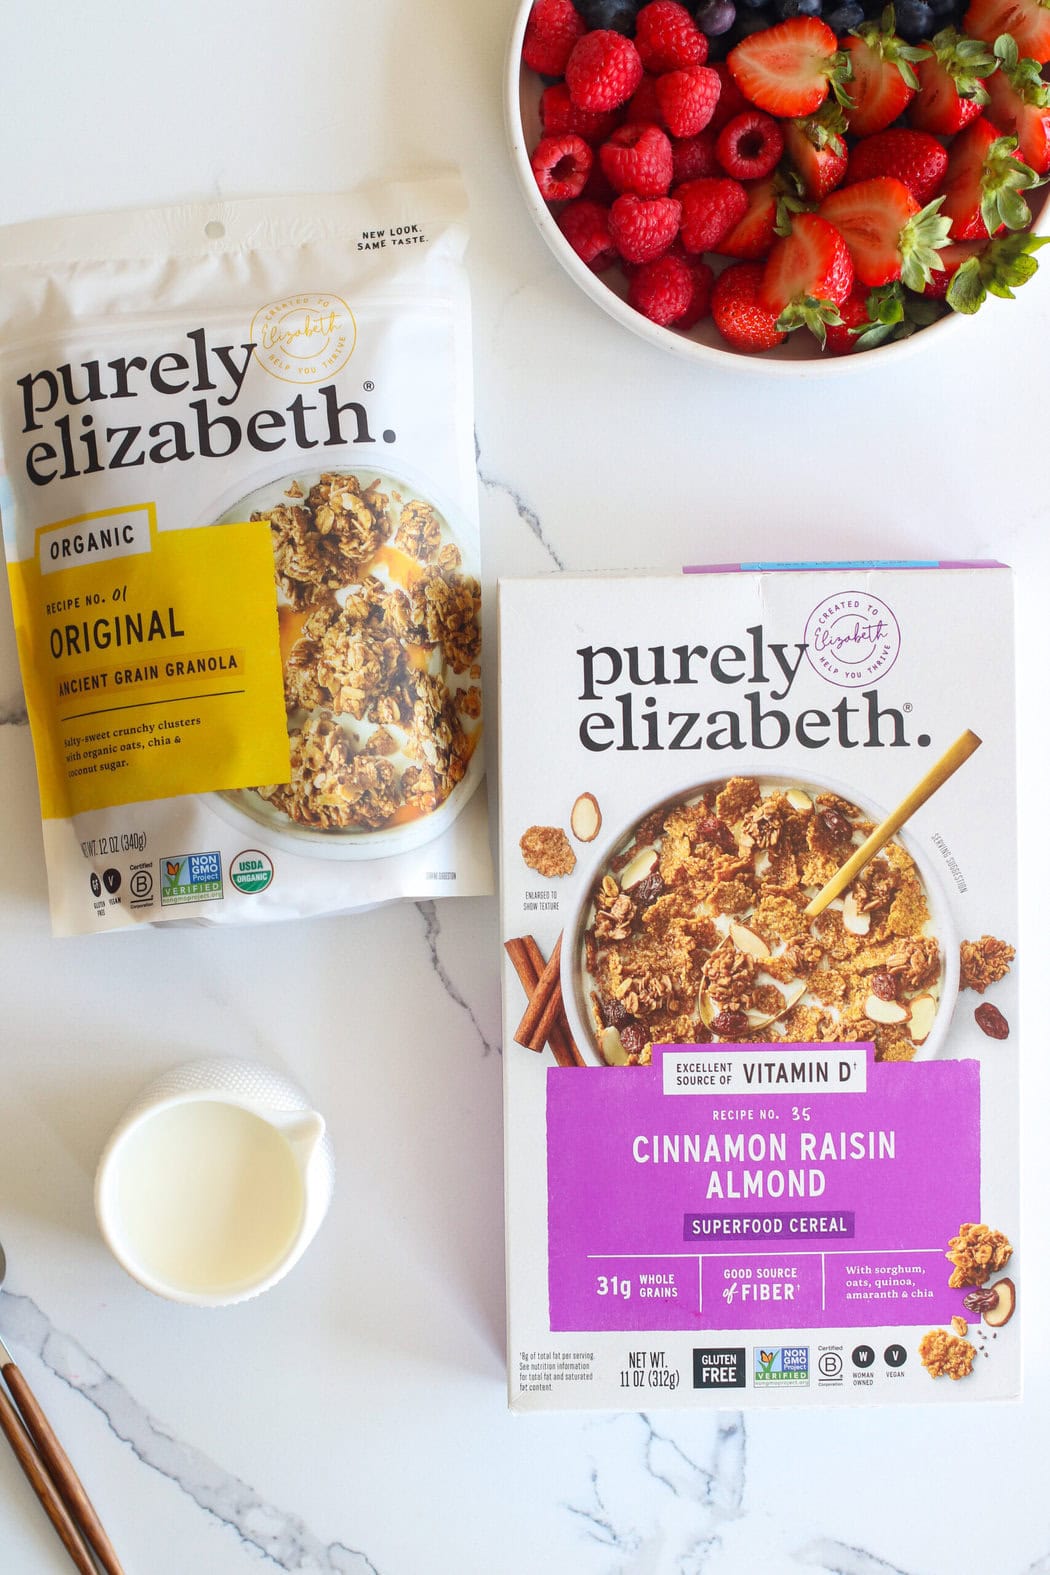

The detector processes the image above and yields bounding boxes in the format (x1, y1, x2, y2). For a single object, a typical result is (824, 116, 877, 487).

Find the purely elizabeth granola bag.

(0, 176, 492, 933)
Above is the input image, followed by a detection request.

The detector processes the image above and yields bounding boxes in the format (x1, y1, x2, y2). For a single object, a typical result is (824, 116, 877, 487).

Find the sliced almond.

(698, 989, 717, 1029)
(730, 922, 771, 960)
(907, 993, 937, 1045)
(865, 993, 908, 1025)
(786, 789, 813, 813)
(842, 891, 871, 936)
(570, 791, 602, 843)
(621, 846, 658, 891)
(598, 1025, 628, 1066)
(984, 1277, 1016, 1329)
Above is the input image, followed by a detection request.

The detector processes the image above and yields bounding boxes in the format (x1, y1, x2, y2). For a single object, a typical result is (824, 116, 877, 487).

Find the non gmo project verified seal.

(754, 1346, 810, 1385)
(160, 851, 223, 906)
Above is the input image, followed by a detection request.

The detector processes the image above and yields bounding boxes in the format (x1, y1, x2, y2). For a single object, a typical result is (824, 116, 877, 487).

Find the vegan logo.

(249, 293, 356, 385)
(804, 590, 901, 689)
(753, 1346, 810, 1385)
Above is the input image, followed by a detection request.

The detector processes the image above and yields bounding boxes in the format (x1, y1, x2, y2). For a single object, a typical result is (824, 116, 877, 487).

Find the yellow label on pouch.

(9, 509, 289, 818)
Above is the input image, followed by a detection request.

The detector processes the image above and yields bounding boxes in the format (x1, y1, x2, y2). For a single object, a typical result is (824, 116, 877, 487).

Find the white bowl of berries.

(506, 0, 1050, 368)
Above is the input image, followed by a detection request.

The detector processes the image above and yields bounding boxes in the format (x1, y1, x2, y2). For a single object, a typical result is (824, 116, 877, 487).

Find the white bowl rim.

(560, 764, 961, 1065)
(502, 0, 1043, 376)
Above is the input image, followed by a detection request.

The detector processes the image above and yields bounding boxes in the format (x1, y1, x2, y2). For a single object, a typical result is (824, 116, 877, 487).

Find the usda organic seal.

(230, 850, 274, 894)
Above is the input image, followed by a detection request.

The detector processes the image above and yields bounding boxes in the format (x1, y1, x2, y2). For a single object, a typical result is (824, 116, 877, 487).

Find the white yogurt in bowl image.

(561, 770, 959, 1068)
(207, 464, 484, 860)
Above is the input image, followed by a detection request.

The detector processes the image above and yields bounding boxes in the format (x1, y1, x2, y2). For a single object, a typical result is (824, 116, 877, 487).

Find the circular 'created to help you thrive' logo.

(250, 293, 356, 385)
(804, 590, 901, 689)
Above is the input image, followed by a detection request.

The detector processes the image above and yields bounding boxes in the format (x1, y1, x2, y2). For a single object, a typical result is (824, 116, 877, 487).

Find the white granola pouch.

(0, 177, 492, 933)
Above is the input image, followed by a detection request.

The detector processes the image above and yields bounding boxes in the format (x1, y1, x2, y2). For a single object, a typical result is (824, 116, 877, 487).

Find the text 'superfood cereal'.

(0, 179, 492, 933)
(499, 565, 1018, 1410)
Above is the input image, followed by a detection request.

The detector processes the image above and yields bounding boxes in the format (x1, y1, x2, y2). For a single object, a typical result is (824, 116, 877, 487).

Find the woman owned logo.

(250, 293, 356, 385)
(804, 590, 902, 688)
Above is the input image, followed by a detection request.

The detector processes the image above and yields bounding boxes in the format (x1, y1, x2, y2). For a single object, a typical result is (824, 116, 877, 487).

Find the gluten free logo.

(804, 590, 901, 688)
(250, 293, 356, 385)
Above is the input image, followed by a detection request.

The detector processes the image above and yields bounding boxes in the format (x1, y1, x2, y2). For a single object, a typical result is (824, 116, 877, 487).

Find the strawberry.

(939, 117, 1043, 237)
(716, 175, 784, 258)
(677, 176, 750, 250)
(608, 192, 682, 261)
(728, 18, 851, 120)
(944, 228, 1050, 309)
(922, 237, 989, 295)
(842, 13, 929, 138)
(634, 1, 708, 71)
(655, 64, 722, 136)
(846, 128, 949, 203)
(984, 35, 1050, 173)
(823, 286, 875, 353)
(710, 261, 789, 350)
(783, 103, 850, 199)
(600, 123, 675, 195)
(759, 211, 854, 343)
(963, 0, 1050, 63)
(909, 28, 997, 136)
(716, 110, 785, 179)
(819, 175, 952, 287)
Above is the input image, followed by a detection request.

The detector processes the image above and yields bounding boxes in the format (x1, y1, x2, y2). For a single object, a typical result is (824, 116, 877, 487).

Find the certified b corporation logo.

(250, 293, 356, 385)
(804, 590, 901, 689)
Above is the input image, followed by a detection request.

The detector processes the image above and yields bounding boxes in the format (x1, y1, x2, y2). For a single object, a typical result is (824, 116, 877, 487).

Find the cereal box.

(499, 564, 1018, 1409)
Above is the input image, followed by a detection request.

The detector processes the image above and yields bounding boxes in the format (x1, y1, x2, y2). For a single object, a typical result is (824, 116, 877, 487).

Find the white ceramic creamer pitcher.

(94, 1058, 335, 1307)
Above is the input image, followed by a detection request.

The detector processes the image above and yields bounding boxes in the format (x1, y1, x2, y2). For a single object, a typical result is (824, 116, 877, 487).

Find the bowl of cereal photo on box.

(562, 770, 960, 1068)
(207, 465, 484, 858)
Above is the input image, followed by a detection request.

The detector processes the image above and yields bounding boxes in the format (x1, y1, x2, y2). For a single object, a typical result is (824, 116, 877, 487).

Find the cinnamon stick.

(504, 935, 583, 1067)
(515, 933, 562, 1049)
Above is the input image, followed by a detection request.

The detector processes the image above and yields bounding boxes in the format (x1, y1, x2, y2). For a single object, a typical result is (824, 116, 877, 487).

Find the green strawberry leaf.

(946, 231, 1050, 312)
(899, 197, 954, 292)
(775, 295, 844, 348)
(978, 136, 1046, 235)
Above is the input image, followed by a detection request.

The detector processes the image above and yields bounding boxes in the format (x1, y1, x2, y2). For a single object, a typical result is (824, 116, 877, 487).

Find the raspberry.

(522, 0, 587, 77)
(627, 252, 696, 322)
(715, 111, 784, 179)
(566, 30, 644, 112)
(600, 123, 674, 196)
(677, 257, 716, 326)
(634, 1, 708, 71)
(557, 199, 618, 271)
(671, 130, 720, 183)
(530, 134, 594, 201)
(608, 192, 682, 262)
(625, 73, 664, 125)
(655, 65, 721, 137)
(708, 62, 751, 133)
(540, 84, 622, 145)
(710, 261, 789, 351)
(677, 176, 749, 252)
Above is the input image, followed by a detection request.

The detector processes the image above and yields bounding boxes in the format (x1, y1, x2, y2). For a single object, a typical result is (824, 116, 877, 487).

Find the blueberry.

(726, 6, 776, 40)
(927, 0, 956, 16)
(826, 0, 864, 26)
(695, 0, 737, 32)
(576, 0, 639, 30)
(775, 0, 822, 17)
(894, 0, 933, 36)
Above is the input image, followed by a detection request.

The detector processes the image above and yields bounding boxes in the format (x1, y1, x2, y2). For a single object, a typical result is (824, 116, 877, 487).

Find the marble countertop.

(1, 2, 1049, 1571)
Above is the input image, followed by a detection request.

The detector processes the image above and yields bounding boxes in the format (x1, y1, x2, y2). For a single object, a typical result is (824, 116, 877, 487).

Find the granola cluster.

(959, 935, 1016, 993)
(583, 777, 944, 1067)
(945, 1222, 1013, 1288)
(520, 826, 577, 879)
(249, 473, 481, 834)
(919, 1327, 976, 1380)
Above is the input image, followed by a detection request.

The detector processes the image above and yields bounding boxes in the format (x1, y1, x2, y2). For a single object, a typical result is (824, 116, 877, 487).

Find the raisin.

(698, 815, 737, 854)
(620, 1022, 648, 1056)
(633, 870, 664, 908)
(602, 996, 630, 1029)
(975, 1002, 1009, 1040)
(963, 1287, 1000, 1315)
(820, 808, 852, 841)
(870, 971, 900, 1002)
(711, 1009, 749, 1037)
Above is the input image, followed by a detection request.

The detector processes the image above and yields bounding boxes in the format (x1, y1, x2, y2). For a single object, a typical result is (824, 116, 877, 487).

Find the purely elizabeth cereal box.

(498, 564, 1018, 1410)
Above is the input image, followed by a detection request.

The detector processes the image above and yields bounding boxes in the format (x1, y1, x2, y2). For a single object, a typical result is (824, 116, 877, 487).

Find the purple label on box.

(547, 1045, 979, 1332)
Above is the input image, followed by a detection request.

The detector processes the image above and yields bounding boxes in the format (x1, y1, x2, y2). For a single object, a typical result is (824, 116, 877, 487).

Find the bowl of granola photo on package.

(563, 769, 961, 1068)
(207, 464, 484, 858)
